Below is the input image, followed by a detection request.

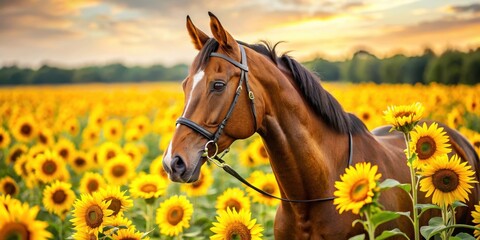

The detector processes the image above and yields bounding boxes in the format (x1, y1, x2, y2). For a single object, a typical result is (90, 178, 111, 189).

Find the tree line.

(1, 48, 479, 85)
(0, 63, 189, 85)
(304, 48, 480, 85)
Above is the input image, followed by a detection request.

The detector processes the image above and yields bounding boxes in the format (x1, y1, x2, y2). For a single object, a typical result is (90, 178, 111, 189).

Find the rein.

(176, 44, 354, 203)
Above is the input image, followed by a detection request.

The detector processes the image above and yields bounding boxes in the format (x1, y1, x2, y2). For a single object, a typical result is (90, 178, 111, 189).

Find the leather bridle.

(176, 43, 353, 203)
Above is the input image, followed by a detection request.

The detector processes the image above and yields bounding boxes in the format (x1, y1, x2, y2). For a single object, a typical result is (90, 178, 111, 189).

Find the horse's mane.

(196, 38, 368, 134)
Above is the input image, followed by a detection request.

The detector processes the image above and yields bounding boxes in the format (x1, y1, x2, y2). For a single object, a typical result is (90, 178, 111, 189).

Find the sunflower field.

(0, 82, 479, 239)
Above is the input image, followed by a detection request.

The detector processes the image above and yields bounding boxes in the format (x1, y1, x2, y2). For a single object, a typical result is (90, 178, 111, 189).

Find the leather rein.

(176, 44, 353, 203)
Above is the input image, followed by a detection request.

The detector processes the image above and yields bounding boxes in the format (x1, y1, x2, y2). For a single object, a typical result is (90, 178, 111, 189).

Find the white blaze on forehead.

(183, 70, 205, 117)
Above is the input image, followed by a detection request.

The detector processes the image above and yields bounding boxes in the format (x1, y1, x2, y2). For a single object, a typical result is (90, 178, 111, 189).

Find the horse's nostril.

(171, 155, 186, 176)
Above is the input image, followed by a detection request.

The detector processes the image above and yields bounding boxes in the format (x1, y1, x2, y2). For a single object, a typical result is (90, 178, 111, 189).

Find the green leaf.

(370, 211, 401, 229)
(417, 203, 441, 217)
(375, 228, 409, 240)
(452, 201, 468, 209)
(349, 234, 366, 240)
(453, 232, 475, 240)
(352, 219, 365, 228)
(378, 179, 411, 193)
(420, 217, 445, 240)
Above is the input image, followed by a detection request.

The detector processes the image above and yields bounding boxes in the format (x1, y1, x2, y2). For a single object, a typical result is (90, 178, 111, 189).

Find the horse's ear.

(186, 15, 209, 50)
(208, 12, 238, 53)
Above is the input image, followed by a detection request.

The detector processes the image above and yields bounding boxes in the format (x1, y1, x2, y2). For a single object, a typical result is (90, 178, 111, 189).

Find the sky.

(1, 0, 479, 68)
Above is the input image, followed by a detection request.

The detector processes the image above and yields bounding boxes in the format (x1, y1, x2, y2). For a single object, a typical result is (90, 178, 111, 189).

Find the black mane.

(196, 39, 367, 134)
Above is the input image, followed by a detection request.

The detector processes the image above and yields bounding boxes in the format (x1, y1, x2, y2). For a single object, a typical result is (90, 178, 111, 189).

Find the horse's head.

(163, 12, 265, 183)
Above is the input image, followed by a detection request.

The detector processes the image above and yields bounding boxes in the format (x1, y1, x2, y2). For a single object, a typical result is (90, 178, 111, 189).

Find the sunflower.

(246, 171, 281, 206)
(247, 138, 270, 165)
(410, 122, 451, 169)
(88, 109, 107, 129)
(103, 215, 134, 236)
(42, 180, 76, 217)
(11, 115, 38, 142)
(111, 228, 149, 240)
(0, 127, 11, 149)
(33, 149, 66, 183)
(0, 176, 19, 196)
(210, 208, 264, 240)
(129, 173, 167, 199)
(71, 193, 114, 235)
(215, 188, 251, 214)
(0, 194, 21, 210)
(64, 117, 80, 136)
(6, 143, 28, 165)
(81, 125, 100, 149)
(149, 156, 170, 182)
(156, 195, 194, 236)
(181, 166, 214, 197)
(333, 162, 382, 215)
(37, 128, 54, 146)
(103, 154, 136, 186)
(123, 142, 143, 167)
(419, 154, 477, 206)
(0, 201, 52, 240)
(97, 141, 123, 165)
(54, 138, 76, 163)
(103, 118, 124, 142)
(126, 115, 151, 137)
(472, 202, 480, 239)
(93, 186, 133, 217)
(79, 172, 107, 195)
(70, 151, 92, 173)
(447, 108, 464, 129)
(27, 144, 48, 160)
(71, 230, 99, 240)
(383, 102, 424, 133)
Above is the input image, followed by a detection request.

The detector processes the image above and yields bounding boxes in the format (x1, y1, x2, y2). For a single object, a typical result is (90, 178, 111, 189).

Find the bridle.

(176, 43, 353, 203)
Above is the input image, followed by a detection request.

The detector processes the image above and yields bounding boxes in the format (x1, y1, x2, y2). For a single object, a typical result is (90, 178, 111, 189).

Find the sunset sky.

(1, 0, 479, 68)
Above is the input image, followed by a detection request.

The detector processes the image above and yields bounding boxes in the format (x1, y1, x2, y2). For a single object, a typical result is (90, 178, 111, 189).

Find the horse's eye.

(212, 81, 226, 92)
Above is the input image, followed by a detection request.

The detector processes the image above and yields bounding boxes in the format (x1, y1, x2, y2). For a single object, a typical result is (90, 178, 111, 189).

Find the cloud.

(446, 3, 480, 13)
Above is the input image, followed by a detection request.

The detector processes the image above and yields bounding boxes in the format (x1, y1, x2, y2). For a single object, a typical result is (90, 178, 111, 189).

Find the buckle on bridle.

(203, 140, 219, 159)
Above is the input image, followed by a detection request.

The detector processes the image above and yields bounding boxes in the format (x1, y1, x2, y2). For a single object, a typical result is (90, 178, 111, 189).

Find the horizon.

(1, 0, 479, 68)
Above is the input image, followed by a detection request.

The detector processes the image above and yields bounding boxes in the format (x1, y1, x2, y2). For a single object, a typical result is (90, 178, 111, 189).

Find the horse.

(162, 12, 480, 239)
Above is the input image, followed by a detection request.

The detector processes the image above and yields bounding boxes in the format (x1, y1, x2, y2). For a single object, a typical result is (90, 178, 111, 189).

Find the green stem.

(404, 133, 420, 240)
(59, 216, 64, 240)
(441, 204, 451, 240)
(146, 202, 154, 232)
(365, 210, 376, 240)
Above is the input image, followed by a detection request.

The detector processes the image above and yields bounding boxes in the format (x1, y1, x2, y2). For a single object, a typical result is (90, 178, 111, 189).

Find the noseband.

(176, 44, 257, 158)
(176, 44, 353, 203)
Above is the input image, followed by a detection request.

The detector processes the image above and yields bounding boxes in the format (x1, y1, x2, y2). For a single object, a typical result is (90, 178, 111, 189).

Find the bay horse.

(162, 12, 480, 239)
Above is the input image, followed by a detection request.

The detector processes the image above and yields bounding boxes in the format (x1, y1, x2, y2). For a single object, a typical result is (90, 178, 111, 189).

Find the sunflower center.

(192, 177, 204, 188)
(416, 136, 436, 160)
(20, 124, 32, 136)
(89, 132, 97, 140)
(105, 197, 122, 216)
(259, 146, 268, 159)
(140, 183, 157, 193)
(3, 182, 17, 195)
(167, 206, 184, 226)
(59, 149, 69, 159)
(38, 133, 48, 144)
(87, 180, 99, 193)
(432, 169, 459, 193)
(0, 222, 30, 240)
(42, 160, 57, 175)
(362, 112, 370, 121)
(10, 149, 23, 164)
(111, 165, 126, 177)
(262, 183, 275, 195)
(225, 199, 242, 212)
(52, 190, 67, 204)
(474, 141, 480, 148)
(85, 204, 104, 228)
(350, 179, 370, 202)
(110, 128, 117, 135)
(225, 222, 251, 240)
(394, 111, 415, 118)
(0, 134, 3, 143)
(106, 151, 116, 160)
(74, 157, 87, 167)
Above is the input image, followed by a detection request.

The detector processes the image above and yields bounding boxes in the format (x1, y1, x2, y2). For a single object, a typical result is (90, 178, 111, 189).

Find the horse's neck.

(257, 77, 351, 200)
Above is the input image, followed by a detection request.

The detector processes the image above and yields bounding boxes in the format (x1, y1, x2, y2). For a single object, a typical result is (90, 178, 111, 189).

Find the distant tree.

(0, 66, 34, 85)
(426, 50, 465, 84)
(347, 50, 381, 83)
(304, 58, 341, 81)
(31, 65, 73, 84)
(379, 54, 408, 83)
(403, 49, 435, 84)
(461, 50, 480, 85)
